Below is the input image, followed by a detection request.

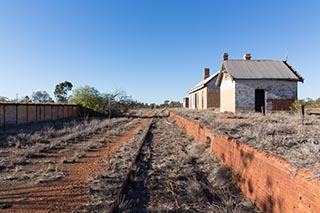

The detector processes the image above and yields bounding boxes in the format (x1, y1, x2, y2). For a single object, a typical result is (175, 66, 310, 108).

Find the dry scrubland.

(0, 110, 259, 212)
(83, 118, 258, 212)
(171, 108, 320, 178)
(0, 117, 139, 185)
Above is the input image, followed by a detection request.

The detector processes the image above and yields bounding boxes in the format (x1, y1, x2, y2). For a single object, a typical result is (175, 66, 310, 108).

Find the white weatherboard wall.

(235, 80, 298, 111)
(220, 72, 235, 112)
(188, 88, 207, 109)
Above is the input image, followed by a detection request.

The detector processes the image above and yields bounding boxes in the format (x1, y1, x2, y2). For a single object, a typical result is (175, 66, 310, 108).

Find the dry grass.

(171, 108, 320, 172)
(4, 163, 65, 184)
(0, 117, 139, 185)
(144, 118, 257, 212)
(83, 124, 151, 211)
(84, 118, 258, 212)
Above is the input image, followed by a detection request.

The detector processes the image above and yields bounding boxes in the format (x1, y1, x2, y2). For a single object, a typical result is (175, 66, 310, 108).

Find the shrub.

(290, 99, 306, 113)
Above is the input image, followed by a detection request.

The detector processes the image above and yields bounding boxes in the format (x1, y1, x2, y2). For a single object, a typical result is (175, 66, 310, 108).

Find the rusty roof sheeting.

(223, 60, 303, 81)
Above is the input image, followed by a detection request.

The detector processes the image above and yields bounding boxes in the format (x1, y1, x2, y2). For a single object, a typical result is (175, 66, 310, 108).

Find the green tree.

(70, 86, 103, 112)
(32, 91, 53, 103)
(168, 101, 182, 108)
(0, 96, 8, 102)
(54, 81, 73, 103)
(20, 96, 32, 103)
(149, 103, 159, 109)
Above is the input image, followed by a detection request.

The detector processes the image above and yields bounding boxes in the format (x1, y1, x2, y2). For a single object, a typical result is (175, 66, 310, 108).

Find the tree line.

(0, 81, 73, 104)
(0, 81, 182, 117)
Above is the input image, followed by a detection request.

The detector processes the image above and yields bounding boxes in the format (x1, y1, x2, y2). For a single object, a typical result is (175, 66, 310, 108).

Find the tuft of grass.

(61, 151, 86, 164)
(35, 164, 65, 184)
(0, 203, 11, 209)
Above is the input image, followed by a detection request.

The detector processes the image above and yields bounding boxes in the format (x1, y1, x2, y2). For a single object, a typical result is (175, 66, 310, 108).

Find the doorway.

(255, 89, 265, 112)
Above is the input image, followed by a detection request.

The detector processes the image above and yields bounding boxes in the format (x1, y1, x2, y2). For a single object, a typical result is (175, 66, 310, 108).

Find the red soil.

(168, 110, 320, 213)
(0, 118, 150, 212)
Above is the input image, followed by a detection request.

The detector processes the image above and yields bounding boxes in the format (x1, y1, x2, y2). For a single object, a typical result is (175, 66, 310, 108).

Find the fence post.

(51, 105, 53, 120)
(261, 106, 266, 116)
(16, 104, 18, 125)
(40, 105, 42, 121)
(3, 104, 5, 129)
(301, 104, 305, 120)
(44, 105, 46, 121)
(26, 104, 29, 123)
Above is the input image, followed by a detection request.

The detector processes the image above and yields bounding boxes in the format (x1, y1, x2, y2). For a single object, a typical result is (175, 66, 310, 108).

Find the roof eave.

(233, 78, 303, 82)
(188, 85, 205, 94)
(283, 61, 304, 83)
(188, 71, 220, 94)
(215, 63, 226, 86)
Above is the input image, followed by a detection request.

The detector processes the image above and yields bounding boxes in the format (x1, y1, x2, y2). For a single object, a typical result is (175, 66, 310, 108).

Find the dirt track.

(0, 118, 150, 212)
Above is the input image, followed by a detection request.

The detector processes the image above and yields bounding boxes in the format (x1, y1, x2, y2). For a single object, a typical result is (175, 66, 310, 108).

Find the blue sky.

(0, 0, 319, 104)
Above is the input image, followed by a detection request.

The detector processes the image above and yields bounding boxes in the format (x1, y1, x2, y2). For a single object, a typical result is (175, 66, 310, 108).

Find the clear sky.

(0, 0, 319, 104)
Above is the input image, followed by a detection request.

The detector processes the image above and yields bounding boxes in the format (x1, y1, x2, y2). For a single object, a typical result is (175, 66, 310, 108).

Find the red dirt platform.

(168, 110, 320, 213)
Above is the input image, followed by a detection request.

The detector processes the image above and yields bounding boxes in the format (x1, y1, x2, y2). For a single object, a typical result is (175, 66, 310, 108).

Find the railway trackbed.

(84, 117, 259, 212)
(0, 109, 259, 212)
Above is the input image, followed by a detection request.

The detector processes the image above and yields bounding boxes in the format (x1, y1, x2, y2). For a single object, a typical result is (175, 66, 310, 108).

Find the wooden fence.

(0, 103, 82, 128)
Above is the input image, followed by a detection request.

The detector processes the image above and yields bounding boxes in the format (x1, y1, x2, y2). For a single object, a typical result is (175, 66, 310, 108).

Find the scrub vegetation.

(171, 108, 320, 173)
(84, 118, 258, 212)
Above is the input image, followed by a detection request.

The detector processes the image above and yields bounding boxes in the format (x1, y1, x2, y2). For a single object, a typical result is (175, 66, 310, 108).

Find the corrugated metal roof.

(188, 71, 219, 94)
(223, 60, 303, 81)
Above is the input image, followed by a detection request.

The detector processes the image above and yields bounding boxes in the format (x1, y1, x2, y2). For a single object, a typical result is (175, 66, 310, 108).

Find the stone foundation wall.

(236, 80, 297, 111)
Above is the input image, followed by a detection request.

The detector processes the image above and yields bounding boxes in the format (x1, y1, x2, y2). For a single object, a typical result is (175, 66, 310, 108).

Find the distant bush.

(70, 86, 135, 117)
(290, 97, 320, 113)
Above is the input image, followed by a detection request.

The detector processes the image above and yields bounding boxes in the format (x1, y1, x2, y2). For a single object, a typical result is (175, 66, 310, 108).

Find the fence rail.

(0, 102, 81, 128)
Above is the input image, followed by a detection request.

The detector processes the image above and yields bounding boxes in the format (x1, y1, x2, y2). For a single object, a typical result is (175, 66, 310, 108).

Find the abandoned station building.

(187, 53, 304, 112)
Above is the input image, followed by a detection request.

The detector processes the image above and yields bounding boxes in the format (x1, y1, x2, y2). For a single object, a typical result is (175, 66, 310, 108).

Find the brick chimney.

(204, 68, 210, 80)
(243, 53, 251, 60)
(223, 53, 229, 60)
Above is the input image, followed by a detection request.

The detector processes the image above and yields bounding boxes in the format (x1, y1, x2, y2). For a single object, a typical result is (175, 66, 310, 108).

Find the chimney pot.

(204, 68, 210, 80)
(243, 53, 251, 60)
(223, 53, 229, 60)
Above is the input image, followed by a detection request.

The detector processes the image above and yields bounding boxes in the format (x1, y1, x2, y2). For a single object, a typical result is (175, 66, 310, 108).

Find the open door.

(255, 89, 265, 112)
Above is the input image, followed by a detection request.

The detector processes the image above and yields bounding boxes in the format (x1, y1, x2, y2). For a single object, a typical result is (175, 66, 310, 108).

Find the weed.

(0, 203, 11, 209)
